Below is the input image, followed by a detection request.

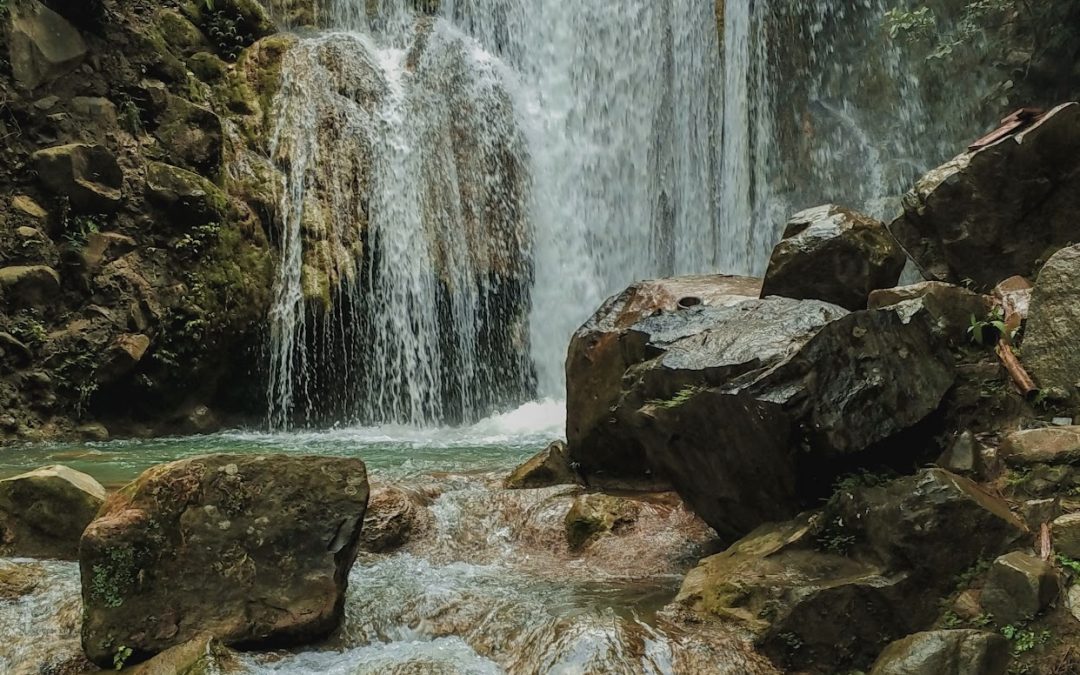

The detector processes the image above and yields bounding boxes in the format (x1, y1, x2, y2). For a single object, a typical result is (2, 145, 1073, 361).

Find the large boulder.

(0, 465, 106, 559)
(1023, 244, 1080, 399)
(672, 470, 1025, 673)
(890, 103, 1080, 287)
(8, 0, 87, 90)
(568, 277, 955, 538)
(761, 204, 905, 311)
(869, 630, 1009, 675)
(79, 454, 369, 666)
(566, 274, 762, 491)
(32, 144, 123, 212)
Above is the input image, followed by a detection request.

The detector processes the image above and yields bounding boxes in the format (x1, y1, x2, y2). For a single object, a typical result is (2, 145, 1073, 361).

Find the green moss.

(648, 385, 706, 410)
(90, 546, 137, 608)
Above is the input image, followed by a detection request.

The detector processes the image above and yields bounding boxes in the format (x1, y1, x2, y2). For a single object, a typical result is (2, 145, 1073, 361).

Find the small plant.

(205, 7, 251, 61)
(778, 631, 803, 653)
(967, 308, 1008, 347)
(1057, 554, 1080, 576)
(647, 385, 705, 410)
(1002, 623, 1051, 655)
(174, 222, 222, 257)
(117, 96, 143, 136)
(113, 645, 132, 670)
(9, 310, 47, 347)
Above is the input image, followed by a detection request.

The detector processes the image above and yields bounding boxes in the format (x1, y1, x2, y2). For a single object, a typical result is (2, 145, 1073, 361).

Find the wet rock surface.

(79, 454, 369, 666)
(869, 630, 1009, 675)
(761, 204, 906, 311)
(505, 440, 579, 490)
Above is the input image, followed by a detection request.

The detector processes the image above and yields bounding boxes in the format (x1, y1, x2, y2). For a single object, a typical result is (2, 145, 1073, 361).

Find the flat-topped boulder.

(762, 204, 905, 311)
(0, 265, 61, 309)
(890, 103, 1080, 287)
(80, 454, 369, 667)
(32, 143, 123, 212)
(0, 465, 106, 559)
(1001, 427, 1080, 466)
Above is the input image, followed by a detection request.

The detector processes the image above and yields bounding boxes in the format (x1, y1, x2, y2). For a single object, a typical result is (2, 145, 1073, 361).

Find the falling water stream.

(0, 1, 1005, 672)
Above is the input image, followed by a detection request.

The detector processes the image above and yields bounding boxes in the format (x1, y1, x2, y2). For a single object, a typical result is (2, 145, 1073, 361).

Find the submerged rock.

(123, 633, 237, 675)
(79, 454, 369, 666)
(890, 103, 1080, 287)
(672, 469, 1024, 673)
(0, 465, 106, 560)
(1023, 244, 1080, 400)
(761, 204, 905, 311)
(360, 485, 432, 554)
(869, 630, 1009, 675)
(505, 440, 579, 489)
(564, 493, 641, 549)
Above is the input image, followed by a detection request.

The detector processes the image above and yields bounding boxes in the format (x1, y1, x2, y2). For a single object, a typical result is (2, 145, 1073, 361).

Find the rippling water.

(0, 403, 773, 674)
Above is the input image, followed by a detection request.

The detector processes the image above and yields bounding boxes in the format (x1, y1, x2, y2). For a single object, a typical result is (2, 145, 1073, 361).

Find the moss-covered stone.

(564, 493, 640, 549)
(154, 8, 210, 56)
(145, 161, 228, 228)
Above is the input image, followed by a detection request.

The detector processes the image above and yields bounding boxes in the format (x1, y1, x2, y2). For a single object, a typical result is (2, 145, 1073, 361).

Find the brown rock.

(360, 485, 431, 553)
(980, 551, 1059, 625)
(1001, 427, 1080, 466)
(505, 440, 578, 489)
(0, 465, 106, 559)
(32, 143, 123, 212)
(0, 265, 61, 309)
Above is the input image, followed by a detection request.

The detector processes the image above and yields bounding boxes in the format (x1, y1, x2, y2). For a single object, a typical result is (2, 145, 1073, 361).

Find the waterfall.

(264, 0, 997, 429)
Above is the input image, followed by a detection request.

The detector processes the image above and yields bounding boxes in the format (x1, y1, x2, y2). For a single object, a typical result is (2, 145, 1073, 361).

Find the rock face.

(869, 630, 1009, 675)
(0, 465, 106, 559)
(673, 470, 1025, 673)
(1024, 244, 1080, 399)
(566, 274, 762, 491)
(32, 143, 123, 212)
(505, 440, 578, 489)
(761, 205, 906, 311)
(980, 552, 1059, 625)
(8, 0, 88, 90)
(890, 103, 1080, 287)
(568, 275, 955, 539)
(79, 454, 369, 666)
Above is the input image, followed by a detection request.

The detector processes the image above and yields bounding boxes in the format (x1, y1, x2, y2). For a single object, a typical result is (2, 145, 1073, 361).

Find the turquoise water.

(0, 401, 766, 673)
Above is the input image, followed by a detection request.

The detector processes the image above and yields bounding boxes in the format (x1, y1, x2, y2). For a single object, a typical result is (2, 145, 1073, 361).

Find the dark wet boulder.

(79, 454, 369, 667)
(869, 630, 1009, 675)
(869, 282, 993, 345)
(576, 289, 954, 538)
(0, 465, 106, 560)
(671, 469, 1025, 673)
(1023, 244, 1080, 400)
(505, 440, 579, 489)
(890, 103, 1080, 287)
(566, 274, 762, 491)
(761, 204, 905, 310)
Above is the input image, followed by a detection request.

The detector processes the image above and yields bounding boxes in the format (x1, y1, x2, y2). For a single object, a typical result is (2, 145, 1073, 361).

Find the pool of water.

(0, 401, 772, 674)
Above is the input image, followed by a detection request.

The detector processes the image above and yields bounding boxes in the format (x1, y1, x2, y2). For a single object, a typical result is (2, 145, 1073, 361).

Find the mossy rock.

(564, 493, 641, 549)
(145, 161, 228, 228)
(154, 8, 211, 56)
(154, 95, 224, 177)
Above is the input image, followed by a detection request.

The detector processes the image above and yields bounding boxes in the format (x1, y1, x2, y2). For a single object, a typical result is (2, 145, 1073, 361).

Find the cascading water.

(266, 0, 999, 428)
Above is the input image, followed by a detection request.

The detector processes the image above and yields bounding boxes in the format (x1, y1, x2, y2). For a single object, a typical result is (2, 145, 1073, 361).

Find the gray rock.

(762, 204, 905, 311)
(980, 551, 1059, 625)
(7, 0, 87, 90)
(937, 431, 983, 476)
(0, 265, 61, 309)
(890, 103, 1080, 287)
(32, 143, 123, 212)
(869, 630, 1009, 675)
(0, 465, 106, 560)
(1024, 244, 1080, 399)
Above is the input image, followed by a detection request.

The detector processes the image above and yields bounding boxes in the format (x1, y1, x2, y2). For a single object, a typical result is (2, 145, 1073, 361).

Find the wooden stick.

(996, 341, 1039, 399)
(1040, 522, 1052, 561)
